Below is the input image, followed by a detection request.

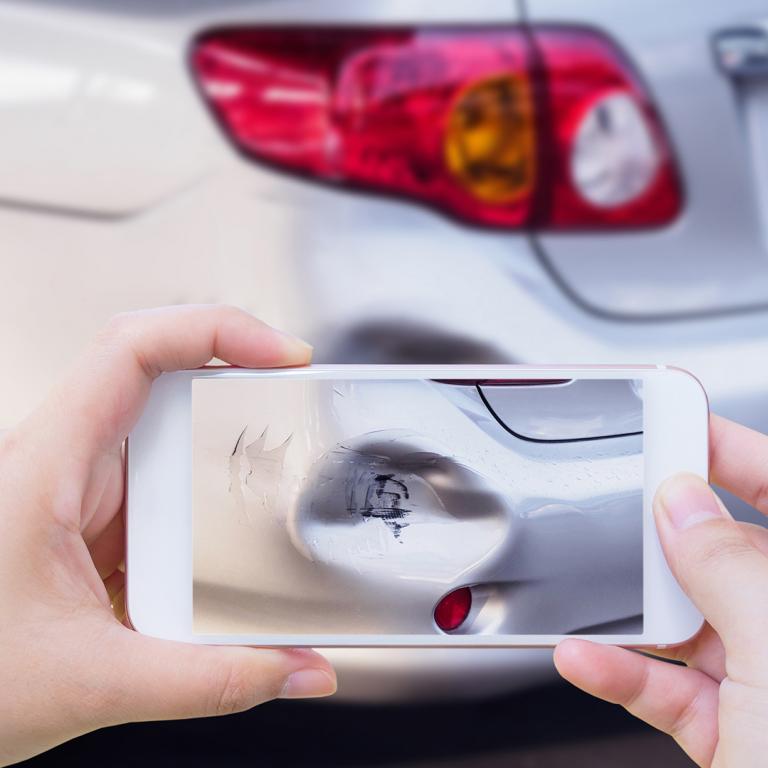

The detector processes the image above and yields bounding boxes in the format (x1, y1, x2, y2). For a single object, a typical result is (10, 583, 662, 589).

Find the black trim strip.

(433, 378, 570, 386)
(475, 384, 643, 444)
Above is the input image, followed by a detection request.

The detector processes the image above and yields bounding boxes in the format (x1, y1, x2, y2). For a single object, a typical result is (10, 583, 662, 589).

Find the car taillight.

(533, 29, 680, 228)
(192, 27, 680, 229)
(434, 587, 472, 632)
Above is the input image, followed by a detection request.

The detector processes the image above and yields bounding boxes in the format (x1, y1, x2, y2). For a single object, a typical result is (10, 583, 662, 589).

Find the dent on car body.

(294, 431, 511, 583)
(195, 377, 643, 637)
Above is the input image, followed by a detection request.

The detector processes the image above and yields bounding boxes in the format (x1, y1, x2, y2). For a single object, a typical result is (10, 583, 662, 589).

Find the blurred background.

(4, 0, 768, 764)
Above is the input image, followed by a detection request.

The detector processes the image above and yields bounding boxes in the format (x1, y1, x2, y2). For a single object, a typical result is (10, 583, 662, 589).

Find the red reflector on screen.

(434, 587, 472, 632)
(192, 27, 681, 229)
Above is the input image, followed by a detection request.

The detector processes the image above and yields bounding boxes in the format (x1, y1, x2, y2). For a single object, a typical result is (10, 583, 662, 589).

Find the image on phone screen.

(191, 377, 643, 637)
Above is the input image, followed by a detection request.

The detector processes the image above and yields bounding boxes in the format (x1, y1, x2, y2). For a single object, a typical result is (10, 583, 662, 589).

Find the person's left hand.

(0, 305, 337, 766)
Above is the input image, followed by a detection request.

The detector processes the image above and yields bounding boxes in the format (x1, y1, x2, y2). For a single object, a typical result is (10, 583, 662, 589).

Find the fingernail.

(658, 474, 723, 530)
(279, 668, 337, 699)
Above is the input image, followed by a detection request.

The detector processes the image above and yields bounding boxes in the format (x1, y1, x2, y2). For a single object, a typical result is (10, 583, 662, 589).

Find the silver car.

(194, 376, 643, 639)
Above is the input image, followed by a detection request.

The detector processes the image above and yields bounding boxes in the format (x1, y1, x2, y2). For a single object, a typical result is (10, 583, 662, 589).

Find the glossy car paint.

(193, 378, 642, 637)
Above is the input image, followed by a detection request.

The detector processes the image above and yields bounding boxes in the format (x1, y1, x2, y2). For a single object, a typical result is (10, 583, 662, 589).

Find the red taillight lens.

(534, 30, 681, 228)
(193, 29, 534, 227)
(192, 27, 680, 229)
(434, 587, 472, 632)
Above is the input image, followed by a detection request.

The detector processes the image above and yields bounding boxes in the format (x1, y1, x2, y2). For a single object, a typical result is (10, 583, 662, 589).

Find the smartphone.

(126, 364, 707, 648)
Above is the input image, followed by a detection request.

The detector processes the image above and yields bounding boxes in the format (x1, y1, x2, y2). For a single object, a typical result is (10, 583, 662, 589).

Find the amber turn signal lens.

(444, 75, 536, 205)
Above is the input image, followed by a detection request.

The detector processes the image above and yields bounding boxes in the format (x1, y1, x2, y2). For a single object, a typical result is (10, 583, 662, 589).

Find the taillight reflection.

(192, 27, 681, 230)
(434, 587, 472, 632)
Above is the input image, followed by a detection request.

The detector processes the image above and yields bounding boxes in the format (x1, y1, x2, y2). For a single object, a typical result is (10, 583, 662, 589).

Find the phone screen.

(191, 376, 644, 637)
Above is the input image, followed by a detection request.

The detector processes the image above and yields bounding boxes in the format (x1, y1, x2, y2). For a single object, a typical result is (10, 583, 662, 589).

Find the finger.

(651, 622, 726, 683)
(79, 450, 124, 543)
(744, 520, 768, 557)
(22, 306, 312, 533)
(37, 305, 312, 460)
(102, 629, 336, 725)
(555, 639, 719, 767)
(710, 414, 768, 515)
(87, 512, 124, 579)
(650, 516, 768, 682)
(655, 473, 768, 682)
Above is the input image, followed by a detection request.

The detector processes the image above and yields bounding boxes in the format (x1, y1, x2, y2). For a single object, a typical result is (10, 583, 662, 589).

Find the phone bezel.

(126, 364, 707, 648)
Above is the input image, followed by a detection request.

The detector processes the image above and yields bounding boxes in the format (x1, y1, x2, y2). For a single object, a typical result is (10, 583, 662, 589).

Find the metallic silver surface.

(478, 379, 643, 441)
(192, 377, 642, 638)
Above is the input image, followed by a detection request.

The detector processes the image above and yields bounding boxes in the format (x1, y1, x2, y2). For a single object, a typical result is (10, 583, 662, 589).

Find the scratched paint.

(351, 472, 411, 540)
(293, 430, 512, 580)
(228, 425, 292, 526)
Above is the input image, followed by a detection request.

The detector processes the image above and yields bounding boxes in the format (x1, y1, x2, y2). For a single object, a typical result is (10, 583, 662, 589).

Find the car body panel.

(195, 378, 642, 637)
(528, 0, 768, 317)
(477, 379, 643, 440)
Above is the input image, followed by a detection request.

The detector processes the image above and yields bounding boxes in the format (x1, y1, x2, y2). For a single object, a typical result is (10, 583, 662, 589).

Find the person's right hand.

(555, 414, 768, 767)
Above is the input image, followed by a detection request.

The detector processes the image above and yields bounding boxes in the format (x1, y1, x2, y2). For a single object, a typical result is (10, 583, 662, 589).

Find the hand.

(555, 414, 768, 767)
(0, 306, 337, 766)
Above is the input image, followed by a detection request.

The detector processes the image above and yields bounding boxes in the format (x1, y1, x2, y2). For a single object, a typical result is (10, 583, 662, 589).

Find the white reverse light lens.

(570, 91, 660, 208)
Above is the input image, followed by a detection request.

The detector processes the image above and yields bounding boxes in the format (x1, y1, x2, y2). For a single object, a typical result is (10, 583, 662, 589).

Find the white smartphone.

(126, 364, 707, 648)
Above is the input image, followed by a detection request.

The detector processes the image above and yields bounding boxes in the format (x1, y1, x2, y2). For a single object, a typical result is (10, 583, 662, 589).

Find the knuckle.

(208, 662, 256, 717)
(687, 529, 756, 570)
(666, 689, 701, 740)
(215, 304, 251, 330)
(96, 312, 157, 376)
(622, 664, 650, 711)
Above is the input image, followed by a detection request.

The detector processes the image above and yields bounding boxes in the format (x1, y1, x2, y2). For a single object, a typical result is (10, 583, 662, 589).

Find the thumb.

(654, 472, 768, 682)
(101, 630, 336, 725)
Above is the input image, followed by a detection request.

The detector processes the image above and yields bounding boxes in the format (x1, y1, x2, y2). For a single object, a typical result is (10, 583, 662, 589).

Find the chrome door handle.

(714, 27, 768, 78)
